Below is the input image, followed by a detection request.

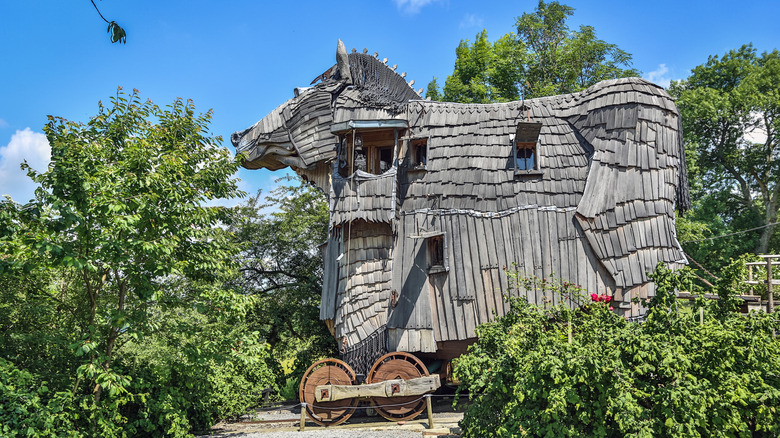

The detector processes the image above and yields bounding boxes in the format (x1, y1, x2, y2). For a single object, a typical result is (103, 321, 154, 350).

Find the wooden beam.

(315, 375, 441, 402)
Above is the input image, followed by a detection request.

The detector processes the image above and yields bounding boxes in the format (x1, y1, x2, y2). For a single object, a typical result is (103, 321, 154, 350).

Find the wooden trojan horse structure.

(232, 40, 690, 425)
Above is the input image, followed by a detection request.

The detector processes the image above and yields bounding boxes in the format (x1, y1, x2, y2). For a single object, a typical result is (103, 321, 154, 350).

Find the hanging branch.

(90, 0, 126, 44)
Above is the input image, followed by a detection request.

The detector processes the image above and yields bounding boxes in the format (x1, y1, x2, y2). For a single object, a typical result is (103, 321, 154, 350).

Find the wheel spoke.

(299, 358, 357, 426)
(367, 352, 429, 421)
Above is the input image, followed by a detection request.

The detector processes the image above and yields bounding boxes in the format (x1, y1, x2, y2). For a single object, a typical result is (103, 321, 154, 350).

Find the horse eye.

(294, 87, 311, 97)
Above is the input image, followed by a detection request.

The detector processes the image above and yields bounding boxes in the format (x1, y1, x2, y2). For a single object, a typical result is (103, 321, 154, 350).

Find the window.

(428, 235, 444, 268)
(409, 138, 428, 169)
(515, 142, 536, 170)
(410, 230, 448, 274)
(337, 129, 399, 177)
(513, 121, 543, 174)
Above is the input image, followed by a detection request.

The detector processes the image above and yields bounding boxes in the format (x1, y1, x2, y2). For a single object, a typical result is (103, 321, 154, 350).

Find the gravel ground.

(198, 397, 464, 438)
(201, 429, 425, 438)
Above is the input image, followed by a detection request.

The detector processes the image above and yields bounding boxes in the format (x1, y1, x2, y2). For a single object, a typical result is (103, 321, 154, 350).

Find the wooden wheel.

(299, 358, 358, 426)
(366, 352, 429, 421)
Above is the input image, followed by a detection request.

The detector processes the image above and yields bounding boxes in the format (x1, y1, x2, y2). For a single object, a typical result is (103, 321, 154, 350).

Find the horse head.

(231, 40, 421, 185)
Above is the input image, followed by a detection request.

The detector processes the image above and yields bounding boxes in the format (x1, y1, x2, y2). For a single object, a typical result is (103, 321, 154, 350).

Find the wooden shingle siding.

(330, 170, 397, 225)
(235, 45, 690, 353)
(329, 221, 394, 348)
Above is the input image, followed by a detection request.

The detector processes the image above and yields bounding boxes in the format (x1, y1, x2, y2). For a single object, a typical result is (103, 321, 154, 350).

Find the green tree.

(440, 31, 524, 103)
(671, 44, 780, 256)
(230, 180, 337, 379)
(425, 77, 442, 101)
(429, 1, 639, 102)
(0, 89, 278, 436)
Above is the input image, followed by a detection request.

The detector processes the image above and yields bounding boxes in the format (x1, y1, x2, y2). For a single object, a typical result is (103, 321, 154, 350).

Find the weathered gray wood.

(458, 214, 477, 301)
(316, 375, 441, 402)
(475, 218, 493, 323)
(236, 52, 689, 357)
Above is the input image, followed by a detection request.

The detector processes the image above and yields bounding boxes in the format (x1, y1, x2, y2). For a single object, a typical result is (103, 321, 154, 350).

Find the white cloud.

(393, 0, 440, 14)
(744, 111, 768, 145)
(460, 13, 484, 29)
(644, 64, 672, 89)
(0, 128, 50, 203)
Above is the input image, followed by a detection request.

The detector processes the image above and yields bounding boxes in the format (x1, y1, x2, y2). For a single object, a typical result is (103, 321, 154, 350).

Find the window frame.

(408, 137, 429, 171)
(513, 121, 544, 177)
(336, 128, 401, 177)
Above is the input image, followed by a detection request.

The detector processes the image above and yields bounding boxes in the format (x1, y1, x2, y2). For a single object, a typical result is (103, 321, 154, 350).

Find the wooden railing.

(746, 255, 780, 313)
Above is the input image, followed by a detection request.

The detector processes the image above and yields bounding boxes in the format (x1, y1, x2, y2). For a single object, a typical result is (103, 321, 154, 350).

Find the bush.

(455, 264, 780, 437)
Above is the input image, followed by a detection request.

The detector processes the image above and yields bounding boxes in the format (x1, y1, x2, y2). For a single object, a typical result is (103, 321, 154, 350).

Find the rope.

(341, 325, 388, 378)
(685, 253, 719, 281)
(681, 221, 780, 244)
(306, 395, 428, 411)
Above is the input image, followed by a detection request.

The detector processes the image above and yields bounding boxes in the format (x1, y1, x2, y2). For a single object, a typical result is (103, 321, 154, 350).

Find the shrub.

(455, 263, 780, 437)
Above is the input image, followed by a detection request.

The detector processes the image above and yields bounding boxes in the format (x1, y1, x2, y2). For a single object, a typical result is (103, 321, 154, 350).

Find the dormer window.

(513, 121, 543, 175)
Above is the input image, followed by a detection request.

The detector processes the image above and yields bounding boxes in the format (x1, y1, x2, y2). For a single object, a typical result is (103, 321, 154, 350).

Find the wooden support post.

(768, 258, 774, 314)
(299, 403, 306, 431)
(426, 395, 434, 429)
(749, 265, 754, 296)
(568, 319, 572, 344)
(699, 307, 704, 326)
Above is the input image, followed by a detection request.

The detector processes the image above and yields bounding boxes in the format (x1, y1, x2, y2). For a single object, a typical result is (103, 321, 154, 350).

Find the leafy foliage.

(671, 44, 780, 258)
(428, 1, 639, 102)
(0, 90, 280, 436)
(90, 0, 126, 44)
(456, 264, 780, 437)
(230, 180, 337, 383)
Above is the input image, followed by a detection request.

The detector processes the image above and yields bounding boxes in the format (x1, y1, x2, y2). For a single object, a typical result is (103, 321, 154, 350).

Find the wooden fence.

(746, 255, 780, 313)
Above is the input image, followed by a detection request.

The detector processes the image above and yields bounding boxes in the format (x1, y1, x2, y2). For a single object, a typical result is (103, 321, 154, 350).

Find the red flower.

(591, 293, 599, 301)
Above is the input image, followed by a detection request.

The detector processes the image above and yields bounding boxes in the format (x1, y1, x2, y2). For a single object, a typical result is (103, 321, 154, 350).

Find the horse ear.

(337, 39, 352, 85)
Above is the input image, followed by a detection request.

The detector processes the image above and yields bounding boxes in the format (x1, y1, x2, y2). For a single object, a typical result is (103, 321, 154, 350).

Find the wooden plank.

(517, 210, 537, 304)
(537, 209, 553, 306)
(452, 298, 468, 340)
(461, 216, 479, 334)
(527, 209, 545, 305)
(458, 214, 477, 301)
(481, 268, 495, 325)
(558, 212, 572, 308)
(428, 269, 445, 343)
(547, 210, 561, 306)
(499, 216, 514, 302)
(486, 218, 506, 315)
(490, 267, 504, 318)
(437, 217, 456, 342)
(420, 329, 437, 353)
(450, 214, 469, 300)
(475, 217, 493, 323)
(407, 328, 421, 352)
(444, 216, 466, 341)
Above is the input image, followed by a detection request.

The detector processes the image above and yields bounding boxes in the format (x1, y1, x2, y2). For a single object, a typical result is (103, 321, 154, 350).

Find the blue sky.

(1, 0, 778, 205)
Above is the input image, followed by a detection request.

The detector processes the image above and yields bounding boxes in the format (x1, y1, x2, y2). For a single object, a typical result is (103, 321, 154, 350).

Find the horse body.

(232, 41, 689, 370)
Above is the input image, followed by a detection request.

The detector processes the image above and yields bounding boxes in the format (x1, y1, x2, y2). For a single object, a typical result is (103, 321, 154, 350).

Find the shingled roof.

(232, 42, 690, 357)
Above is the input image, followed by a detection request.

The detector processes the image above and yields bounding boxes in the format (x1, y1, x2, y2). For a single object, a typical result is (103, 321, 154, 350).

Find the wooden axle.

(314, 375, 441, 402)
